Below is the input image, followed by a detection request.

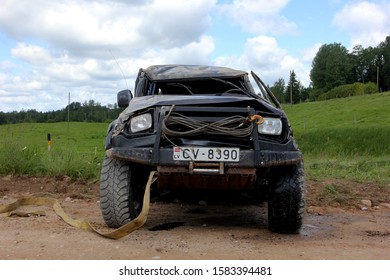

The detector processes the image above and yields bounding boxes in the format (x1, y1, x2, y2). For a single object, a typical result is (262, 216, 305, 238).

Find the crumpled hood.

(127, 95, 256, 111)
(114, 95, 279, 132)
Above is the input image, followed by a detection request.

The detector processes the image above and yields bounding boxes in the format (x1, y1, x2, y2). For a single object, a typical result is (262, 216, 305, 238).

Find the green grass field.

(1, 92, 389, 184)
(283, 91, 390, 184)
(0, 122, 108, 180)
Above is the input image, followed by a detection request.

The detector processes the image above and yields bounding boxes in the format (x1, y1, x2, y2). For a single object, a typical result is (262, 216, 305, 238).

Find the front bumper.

(106, 146, 303, 169)
(106, 140, 303, 190)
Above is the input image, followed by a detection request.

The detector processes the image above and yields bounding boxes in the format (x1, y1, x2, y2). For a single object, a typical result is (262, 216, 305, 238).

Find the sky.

(0, 0, 389, 112)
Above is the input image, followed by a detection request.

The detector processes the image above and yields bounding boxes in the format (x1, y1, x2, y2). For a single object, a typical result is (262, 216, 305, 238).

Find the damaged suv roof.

(143, 65, 248, 81)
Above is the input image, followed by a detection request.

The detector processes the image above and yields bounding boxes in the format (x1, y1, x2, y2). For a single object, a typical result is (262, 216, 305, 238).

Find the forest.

(1, 36, 389, 124)
(270, 36, 390, 104)
(0, 100, 122, 124)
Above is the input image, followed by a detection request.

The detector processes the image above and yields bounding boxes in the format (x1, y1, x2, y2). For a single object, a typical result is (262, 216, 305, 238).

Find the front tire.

(99, 156, 145, 228)
(268, 162, 306, 234)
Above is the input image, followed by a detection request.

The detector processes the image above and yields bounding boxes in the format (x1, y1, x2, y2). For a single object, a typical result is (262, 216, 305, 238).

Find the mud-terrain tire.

(99, 156, 145, 228)
(268, 162, 306, 234)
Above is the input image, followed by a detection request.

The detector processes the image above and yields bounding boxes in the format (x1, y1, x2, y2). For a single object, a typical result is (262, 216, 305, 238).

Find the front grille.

(159, 105, 255, 148)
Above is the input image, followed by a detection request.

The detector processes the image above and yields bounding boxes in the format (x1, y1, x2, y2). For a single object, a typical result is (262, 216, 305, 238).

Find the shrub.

(318, 82, 377, 100)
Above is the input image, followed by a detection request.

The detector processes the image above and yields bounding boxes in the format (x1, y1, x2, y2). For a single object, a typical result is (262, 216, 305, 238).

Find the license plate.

(173, 147, 240, 162)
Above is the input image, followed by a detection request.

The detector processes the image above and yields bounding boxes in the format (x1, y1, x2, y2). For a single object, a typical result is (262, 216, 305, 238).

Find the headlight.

(257, 117, 282, 135)
(130, 113, 152, 133)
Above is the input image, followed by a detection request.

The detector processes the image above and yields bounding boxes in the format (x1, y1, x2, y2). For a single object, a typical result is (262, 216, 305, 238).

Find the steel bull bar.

(107, 147, 302, 190)
(107, 147, 303, 168)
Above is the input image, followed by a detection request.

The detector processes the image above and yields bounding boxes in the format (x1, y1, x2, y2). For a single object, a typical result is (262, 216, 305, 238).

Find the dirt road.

(1, 175, 390, 260)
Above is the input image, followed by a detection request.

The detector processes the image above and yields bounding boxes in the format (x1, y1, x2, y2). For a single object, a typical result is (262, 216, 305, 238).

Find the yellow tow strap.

(0, 171, 157, 240)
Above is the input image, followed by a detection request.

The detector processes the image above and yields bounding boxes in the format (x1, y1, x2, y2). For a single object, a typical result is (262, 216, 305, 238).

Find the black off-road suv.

(100, 65, 305, 233)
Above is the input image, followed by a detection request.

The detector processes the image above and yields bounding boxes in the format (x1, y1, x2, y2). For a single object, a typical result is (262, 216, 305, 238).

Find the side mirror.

(117, 89, 132, 108)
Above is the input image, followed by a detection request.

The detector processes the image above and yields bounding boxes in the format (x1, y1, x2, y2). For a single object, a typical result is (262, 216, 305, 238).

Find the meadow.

(284, 91, 390, 184)
(0, 91, 389, 184)
(0, 122, 108, 180)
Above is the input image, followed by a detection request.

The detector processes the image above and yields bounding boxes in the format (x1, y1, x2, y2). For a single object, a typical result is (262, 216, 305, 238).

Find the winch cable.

(0, 171, 157, 240)
(162, 112, 254, 138)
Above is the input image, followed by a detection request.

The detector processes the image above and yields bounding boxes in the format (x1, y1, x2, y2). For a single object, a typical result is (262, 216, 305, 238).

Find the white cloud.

(158, 35, 215, 65)
(294, 43, 323, 87)
(137, 0, 215, 48)
(243, 36, 288, 68)
(302, 43, 322, 64)
(218, 0, 297, 35)
(332, 1, 390, 48)
(0, 0, 216, 57)
(11, 43, 52, 65)
(0, 0, 218, 112)
(213, 35, 310, 87)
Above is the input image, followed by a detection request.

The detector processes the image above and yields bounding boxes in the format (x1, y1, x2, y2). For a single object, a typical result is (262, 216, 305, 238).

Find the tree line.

(270, 35, 390, 104)
(0, 100, 122, 125)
